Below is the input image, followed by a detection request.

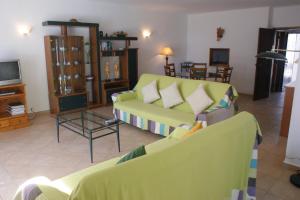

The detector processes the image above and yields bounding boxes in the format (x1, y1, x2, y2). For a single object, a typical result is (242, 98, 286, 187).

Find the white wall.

(0, 0, 187, 112)
(187, 7, 270, 95)
(272, 5, 300, 27)
(271, 5, 300, 167)
(285, 70, 300, 167)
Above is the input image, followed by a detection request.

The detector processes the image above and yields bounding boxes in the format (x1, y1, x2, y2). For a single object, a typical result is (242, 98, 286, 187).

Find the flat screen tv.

(209, 48, 230, 66)
(0, 60, 22, 86)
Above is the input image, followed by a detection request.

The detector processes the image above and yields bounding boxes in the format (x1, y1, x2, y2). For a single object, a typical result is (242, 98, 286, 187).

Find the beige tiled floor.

(238, 93, 300, 200)
(0, 94, 299, 199)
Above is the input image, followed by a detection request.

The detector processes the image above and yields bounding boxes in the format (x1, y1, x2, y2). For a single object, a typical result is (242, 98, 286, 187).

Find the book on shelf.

(7, 102, 25, 115)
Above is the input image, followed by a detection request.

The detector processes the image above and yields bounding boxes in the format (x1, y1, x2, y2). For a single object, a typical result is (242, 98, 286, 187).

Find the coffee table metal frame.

(56, 111, 120, 163)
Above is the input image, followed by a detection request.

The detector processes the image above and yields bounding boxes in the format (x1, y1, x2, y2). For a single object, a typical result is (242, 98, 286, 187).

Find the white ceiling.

(94, 0, 300, 13)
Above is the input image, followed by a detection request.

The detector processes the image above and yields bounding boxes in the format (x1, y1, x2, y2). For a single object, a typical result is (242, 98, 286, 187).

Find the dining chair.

(164, 63, 177, 77)
(215, 67, 233, 83)
(190, 67, 207, 80)
(192, 63, 207, 68)
(180, 62, 193, 78)
(189, 63, 207, 80)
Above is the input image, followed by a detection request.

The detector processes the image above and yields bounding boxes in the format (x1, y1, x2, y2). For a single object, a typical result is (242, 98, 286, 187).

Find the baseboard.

(284, 158, 300, 168)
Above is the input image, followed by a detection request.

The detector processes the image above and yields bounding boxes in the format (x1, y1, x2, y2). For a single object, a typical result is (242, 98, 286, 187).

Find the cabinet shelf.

(55, 91, 87, 98)
(0, 112, 27, 120)
(102, 79, 128, 85)
(101, 50, 125, 57)
(0, 93, 24, 101)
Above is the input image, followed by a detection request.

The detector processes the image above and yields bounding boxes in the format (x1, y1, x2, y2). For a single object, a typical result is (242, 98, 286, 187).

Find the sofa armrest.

(111, 90, 137, 103)
(196, 102, 237, 128)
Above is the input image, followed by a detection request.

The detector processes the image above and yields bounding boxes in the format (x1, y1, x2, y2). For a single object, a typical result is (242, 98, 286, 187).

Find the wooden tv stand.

(0, 84, 30, 131)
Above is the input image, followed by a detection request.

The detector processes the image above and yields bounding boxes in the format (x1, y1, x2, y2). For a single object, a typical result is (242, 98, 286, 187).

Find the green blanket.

(69, 112, 260, 200)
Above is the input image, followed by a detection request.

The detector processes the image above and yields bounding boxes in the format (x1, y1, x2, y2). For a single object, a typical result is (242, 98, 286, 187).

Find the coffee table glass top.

(59, 111, 117, 133)
(57, 110, 120, 163)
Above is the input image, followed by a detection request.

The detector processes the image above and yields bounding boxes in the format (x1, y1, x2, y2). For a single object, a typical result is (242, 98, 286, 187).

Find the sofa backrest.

(134, 73, 238, 113)
(69, 112, 258, 200)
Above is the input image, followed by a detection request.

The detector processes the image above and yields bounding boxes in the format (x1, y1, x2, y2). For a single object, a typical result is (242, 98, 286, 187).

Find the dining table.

(179, 62, 219, 80)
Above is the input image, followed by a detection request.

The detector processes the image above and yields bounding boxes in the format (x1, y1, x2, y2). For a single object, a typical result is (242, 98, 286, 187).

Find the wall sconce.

(18, 24, 32, 36)
(142, 30, 151, 38)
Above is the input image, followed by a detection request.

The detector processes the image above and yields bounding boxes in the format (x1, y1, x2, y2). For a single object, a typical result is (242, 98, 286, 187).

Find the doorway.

(284, 33, 300, 85)
(253, 28, 300, 100)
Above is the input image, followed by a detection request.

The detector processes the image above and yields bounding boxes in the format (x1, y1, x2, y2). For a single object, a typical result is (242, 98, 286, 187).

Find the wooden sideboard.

(0, 84, 30, 131)
(280, 84, 295, 137)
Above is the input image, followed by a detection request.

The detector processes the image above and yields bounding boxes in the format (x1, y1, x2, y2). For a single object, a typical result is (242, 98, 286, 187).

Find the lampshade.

(256, 51, 287, 61)
(160, 47, 174, 56)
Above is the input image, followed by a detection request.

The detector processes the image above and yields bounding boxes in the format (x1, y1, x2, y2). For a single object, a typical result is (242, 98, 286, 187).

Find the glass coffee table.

(56, 111, 120, 163)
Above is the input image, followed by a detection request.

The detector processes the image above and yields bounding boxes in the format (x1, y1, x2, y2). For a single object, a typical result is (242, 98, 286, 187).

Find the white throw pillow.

(186, 84, 214, 115)
(159, 83, 184, 108)
(142, 80, 160, 103)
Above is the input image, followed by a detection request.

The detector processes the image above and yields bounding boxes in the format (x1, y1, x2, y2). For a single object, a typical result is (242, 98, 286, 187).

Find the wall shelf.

(99, 36, 138, 41)
(42, 21, 99, 27)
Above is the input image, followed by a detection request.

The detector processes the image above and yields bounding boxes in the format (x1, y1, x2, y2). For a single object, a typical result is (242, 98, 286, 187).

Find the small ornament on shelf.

(69, 18, 78, 22)
(71, 46, 79, 52)
(74, 73, 80, 80)
(104, 62, 110, 81)
(111, 31, 128, 38)
(58, 74, 63, 95)
(114, 63, 120, 80)
(84, 42, 91, 64)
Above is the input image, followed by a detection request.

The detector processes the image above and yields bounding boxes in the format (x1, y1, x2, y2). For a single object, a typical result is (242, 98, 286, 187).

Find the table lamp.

(160, 47, 174, 66)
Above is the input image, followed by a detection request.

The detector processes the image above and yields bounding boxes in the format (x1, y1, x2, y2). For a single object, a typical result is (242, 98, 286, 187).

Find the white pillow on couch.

(186, 84, 214, 115)
(142, 80, 160, 103)
(159, 83, 184, 108)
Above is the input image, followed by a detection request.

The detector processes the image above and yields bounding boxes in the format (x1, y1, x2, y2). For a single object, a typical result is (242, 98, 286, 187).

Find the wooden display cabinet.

(0, 84, 30, 131)
(44, 36, 87, 114)
(43, 21, 139, 108)
(43, 21, 102, 113)
(99, 37, 138, 105)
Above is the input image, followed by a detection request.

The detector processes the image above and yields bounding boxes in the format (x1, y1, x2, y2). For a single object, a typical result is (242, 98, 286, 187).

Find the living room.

(1, 0, 300, 199)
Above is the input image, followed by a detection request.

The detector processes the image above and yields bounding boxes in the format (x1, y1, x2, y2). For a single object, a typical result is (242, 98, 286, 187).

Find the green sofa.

(14, 112, 261, 200)
(112, 74, 238, 136)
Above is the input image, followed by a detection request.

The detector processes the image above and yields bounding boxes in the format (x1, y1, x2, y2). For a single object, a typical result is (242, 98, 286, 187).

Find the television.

(209, 48, 230, 66)
(0, 60, 22, 86)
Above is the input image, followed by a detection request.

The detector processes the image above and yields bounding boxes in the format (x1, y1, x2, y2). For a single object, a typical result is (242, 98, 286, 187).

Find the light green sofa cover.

(112, 73, 238, 136)
(14, 112, 261, 200)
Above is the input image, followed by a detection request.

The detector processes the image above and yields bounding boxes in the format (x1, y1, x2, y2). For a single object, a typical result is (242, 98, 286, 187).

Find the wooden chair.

(214, 67, 233, 83)
(192, 63, 207, 68)
(190, 67, 207, 80)
(164, 63, 178, 77)
(189, 63, 207, 80)
(180, 62, 193, 78)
